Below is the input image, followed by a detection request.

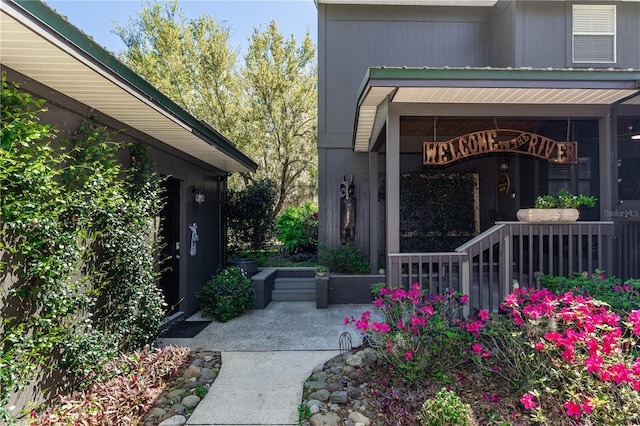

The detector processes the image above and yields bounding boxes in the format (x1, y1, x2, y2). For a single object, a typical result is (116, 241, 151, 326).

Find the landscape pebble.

(299, 347, 379, 426)
(142, 350, 221, 426)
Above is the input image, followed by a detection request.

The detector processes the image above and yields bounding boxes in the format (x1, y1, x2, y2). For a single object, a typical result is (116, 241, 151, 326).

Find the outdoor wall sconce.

(193, 188, 205, 204)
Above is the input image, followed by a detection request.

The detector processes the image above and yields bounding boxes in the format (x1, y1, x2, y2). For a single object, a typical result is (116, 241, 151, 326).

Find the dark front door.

(159, 177, 181, 315)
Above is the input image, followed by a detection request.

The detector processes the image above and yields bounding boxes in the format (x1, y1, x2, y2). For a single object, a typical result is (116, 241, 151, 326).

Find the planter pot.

(227, 258, 259, 277)
(516, 208, 579, 223)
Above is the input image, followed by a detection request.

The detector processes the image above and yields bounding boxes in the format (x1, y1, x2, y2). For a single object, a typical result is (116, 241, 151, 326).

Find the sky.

(44, 0, 318, 56)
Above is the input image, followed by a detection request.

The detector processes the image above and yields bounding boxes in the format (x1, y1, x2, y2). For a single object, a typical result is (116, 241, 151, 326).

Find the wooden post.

(369, 151, 379, 274)
(386, 112, 400, 287)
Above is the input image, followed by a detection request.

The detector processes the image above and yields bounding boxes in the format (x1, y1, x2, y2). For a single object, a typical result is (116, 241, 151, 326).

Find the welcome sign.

(423, 129, 578, 166)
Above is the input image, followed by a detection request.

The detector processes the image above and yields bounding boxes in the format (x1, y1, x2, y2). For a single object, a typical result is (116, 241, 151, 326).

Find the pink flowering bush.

(473, 287, 640, 424)
(346, 283, 473, 382)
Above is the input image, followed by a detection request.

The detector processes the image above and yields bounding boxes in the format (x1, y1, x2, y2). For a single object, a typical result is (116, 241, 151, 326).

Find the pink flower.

(404, 350, 413, 361)
(504, 293, 518, 307)
(629, 310, 640, 335)
(585, 354, 603, 373)
(418, 305, 434, 316)
(374, 299, 384, 307)
(343, 317, 350, 325)
(534, 341, 545, 351)
(564, 400, 582, 417)
(582, 396, 595, 414)
(478, 310, 490, 322)
(544, 331, 562, 342)
(471, 343, 483, 355)
(520, 393, 537, 410)
(632, 357, 640, 376)
(385, 340, 393, 353)
(411, 316, 426, 327)
(371, 322, 391, 333)
(460, 294, 469, 304)
(465, 320, 483, 335)
(606, 363, 632, 384)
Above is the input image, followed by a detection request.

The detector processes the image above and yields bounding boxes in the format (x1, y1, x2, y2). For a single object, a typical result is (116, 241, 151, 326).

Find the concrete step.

(273, 277, 316, 290)
(271, 288, 316, 301)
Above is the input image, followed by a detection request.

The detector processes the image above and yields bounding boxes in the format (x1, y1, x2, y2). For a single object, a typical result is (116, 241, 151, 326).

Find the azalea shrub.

(472, 287, 640, 424)
(346, 284, 474, 382)
(347, 283, 640, 424)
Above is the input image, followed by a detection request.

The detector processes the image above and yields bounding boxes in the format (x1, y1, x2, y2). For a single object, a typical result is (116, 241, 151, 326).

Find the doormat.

(161, 320, 211, 338)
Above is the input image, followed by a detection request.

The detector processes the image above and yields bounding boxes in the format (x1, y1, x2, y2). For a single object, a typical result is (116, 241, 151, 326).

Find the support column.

(369, 151, 379, 274)
(386, 112, 400, 286)
(599, 115, 613, 215)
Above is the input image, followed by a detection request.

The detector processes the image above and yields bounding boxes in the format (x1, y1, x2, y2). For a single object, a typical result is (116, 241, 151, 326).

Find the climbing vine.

(0, 73, 165, 422)
(400, 172, 478, 252)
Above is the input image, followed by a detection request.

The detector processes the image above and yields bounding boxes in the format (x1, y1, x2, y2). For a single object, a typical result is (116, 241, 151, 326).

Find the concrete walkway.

(158, 301, 376, 426)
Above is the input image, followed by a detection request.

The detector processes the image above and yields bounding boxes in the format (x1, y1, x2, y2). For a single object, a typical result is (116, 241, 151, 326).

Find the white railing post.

(461, 257, 470, 319)
(502, 232, 511, 299)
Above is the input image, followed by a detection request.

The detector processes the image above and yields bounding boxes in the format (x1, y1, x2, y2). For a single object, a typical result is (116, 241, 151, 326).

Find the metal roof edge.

(10, 0, 258, 173)
(368, 66, 640, 82)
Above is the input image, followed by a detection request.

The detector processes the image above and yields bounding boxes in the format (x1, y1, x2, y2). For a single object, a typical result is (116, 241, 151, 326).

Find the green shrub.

(540, 270, 640, 315)
(197, 267, 255, 322)
(226, 178, 278, 253)
(534, 189, 597, 209)
(274, 203, 318, 254)
(418, 388, 477, 426)
(319, 243, 369, 274)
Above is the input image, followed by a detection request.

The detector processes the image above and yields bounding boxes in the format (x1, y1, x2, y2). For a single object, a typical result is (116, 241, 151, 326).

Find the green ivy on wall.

(0, 73, 165, 422)
(400, 172, 478, 252)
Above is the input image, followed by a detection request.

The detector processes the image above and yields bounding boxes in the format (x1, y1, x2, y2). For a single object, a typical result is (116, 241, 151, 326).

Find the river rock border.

(300, 347, 380, 426)
(142, 350, 221, 426)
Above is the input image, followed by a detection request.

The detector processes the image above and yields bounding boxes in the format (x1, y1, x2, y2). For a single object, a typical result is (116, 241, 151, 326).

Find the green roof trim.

(368, 66, 640, 82)
(12, 0, 257, 173)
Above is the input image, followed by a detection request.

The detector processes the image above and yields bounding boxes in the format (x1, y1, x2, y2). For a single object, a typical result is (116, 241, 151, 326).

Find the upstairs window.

(572, 5, 616, 63)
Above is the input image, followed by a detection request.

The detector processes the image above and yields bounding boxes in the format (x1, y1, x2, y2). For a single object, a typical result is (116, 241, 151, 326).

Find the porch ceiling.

(0, 1, 257, 173)
(354, 67, 640, 151)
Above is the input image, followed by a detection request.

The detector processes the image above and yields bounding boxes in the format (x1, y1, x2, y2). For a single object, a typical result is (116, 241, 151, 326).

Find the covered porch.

(353, 67, 640, 310)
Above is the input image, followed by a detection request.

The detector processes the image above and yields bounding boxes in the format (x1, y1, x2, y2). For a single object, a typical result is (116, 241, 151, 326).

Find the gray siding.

(318, 0, 640, 263)
(492, 0, 517, 67)
(520, 1, 566, 67)
(320, 4, 492, 140)
(508, 1, 640, 68)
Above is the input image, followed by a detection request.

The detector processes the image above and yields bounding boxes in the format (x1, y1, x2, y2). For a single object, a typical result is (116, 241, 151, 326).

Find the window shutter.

(572, 5, 616, 63)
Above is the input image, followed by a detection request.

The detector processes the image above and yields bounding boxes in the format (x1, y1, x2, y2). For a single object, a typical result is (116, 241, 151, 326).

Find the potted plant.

(315, 265, 329, 277)
(517, 189, 597, 222)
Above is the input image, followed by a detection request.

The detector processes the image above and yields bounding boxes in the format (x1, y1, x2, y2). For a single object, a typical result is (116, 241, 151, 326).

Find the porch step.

(271, 277, 316, 301)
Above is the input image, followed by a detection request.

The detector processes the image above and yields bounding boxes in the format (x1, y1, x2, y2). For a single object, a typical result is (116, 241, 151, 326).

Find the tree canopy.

(114, 0, 317, 214)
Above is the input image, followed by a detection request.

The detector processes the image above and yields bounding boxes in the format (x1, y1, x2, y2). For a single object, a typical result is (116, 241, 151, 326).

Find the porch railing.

(388, 221, 616, 315)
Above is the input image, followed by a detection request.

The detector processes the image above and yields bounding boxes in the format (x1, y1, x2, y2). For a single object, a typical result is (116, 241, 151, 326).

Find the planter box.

(316, 275, 329, 309)
(516, 208, 579, 223)
(327, 274, 385, 304)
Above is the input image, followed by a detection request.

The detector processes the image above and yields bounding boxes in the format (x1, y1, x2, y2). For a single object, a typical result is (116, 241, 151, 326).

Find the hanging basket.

(516, 208, 580, 223)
